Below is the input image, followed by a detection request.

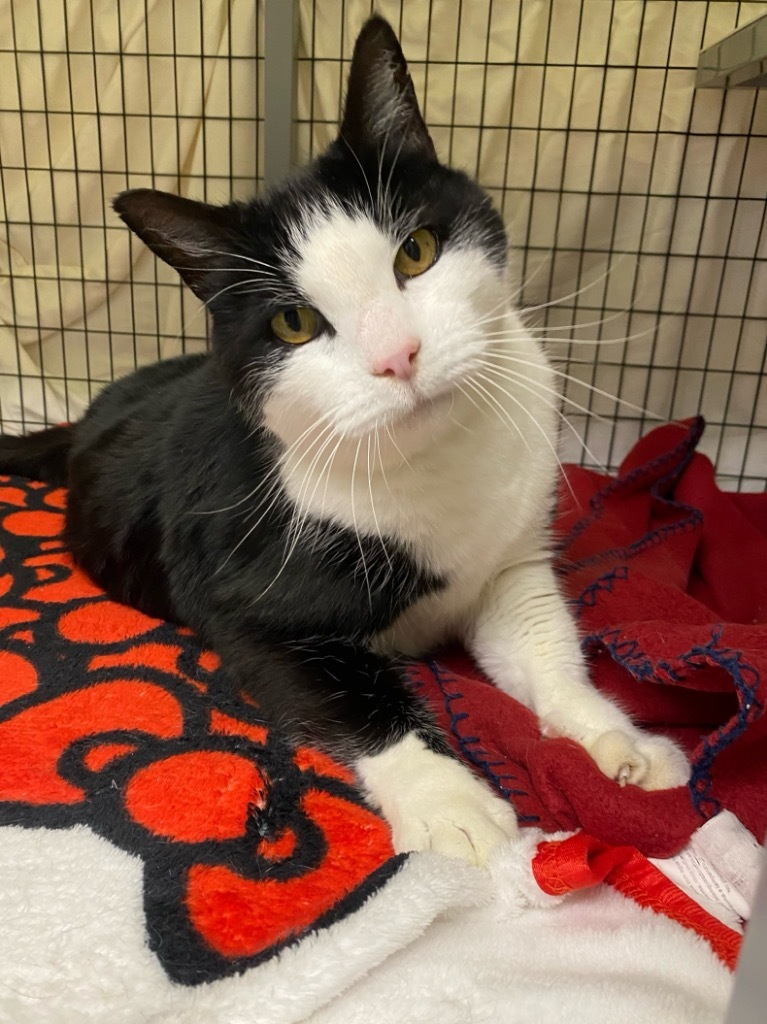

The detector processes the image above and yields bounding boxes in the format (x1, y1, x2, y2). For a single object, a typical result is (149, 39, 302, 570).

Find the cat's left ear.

(340, 16, 436, 160)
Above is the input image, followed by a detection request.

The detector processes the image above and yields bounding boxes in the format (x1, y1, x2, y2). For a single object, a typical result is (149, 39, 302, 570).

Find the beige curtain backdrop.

(0, 0, 264, 425)
(1, 0, 765, 487)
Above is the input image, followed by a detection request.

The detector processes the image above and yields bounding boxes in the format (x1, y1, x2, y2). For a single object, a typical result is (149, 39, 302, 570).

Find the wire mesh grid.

(0, 0, 264, 428)
(1, 0, 765, 490)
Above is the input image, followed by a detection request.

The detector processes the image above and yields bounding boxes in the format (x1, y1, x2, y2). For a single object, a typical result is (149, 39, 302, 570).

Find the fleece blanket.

(308, 831, 738, 1024)
(0, 417, 764, 1022)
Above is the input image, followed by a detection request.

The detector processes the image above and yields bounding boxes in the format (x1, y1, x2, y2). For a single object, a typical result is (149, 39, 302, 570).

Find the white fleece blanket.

(0, 825, 732, 1024)
(312, 839, 734, 1024)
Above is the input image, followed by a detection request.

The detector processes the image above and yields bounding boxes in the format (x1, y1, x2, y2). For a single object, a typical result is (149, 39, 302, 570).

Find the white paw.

(356, 734, 519, 866)
(392, 771, 519, 865)
(586, 729, 690, 790)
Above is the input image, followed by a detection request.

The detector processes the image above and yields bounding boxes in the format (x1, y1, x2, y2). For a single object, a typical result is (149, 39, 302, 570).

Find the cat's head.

(114, 17, 512, 456)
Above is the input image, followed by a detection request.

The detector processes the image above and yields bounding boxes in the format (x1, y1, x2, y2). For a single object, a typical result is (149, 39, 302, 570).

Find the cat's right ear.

(113, 189, 241, 302)
(340, 17, 436, 160)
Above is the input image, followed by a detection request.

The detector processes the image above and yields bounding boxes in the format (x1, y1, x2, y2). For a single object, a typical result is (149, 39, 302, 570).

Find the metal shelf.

(697, 12, 767, 88)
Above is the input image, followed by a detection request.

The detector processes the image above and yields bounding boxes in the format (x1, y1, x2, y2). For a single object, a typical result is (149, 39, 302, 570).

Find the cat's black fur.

(0, 17, 503, 761)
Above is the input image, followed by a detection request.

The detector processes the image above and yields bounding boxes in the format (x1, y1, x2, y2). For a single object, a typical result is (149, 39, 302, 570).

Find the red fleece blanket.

(415, 417, 767, 858)
(0, 417, 764, 983)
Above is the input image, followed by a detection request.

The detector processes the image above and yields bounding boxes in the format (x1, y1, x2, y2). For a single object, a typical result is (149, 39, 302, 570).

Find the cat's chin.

(325, 388, 454, 443)
(368, 389, 462, 448)
(396, 389, 453, 428)
(361, 389, 464, 462)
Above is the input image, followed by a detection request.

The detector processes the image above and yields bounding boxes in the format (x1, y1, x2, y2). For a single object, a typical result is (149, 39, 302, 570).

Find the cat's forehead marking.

(289, 205, 398, 311)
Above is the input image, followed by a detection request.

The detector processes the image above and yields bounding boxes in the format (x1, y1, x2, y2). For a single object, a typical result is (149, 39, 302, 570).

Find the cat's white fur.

(357, 733, 520, 860)
(262, 206, 689, 865)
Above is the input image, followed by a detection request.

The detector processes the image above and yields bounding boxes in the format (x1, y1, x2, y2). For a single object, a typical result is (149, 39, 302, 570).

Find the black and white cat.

(0, 17, 688, 865)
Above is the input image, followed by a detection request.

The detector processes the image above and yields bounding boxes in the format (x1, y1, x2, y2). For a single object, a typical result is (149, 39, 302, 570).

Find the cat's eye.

(270, 307, 321, 345)
(394, 228, 439, 279)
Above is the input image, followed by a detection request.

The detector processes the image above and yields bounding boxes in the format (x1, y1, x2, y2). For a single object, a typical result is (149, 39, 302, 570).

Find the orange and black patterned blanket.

(0, 475, 401, 985)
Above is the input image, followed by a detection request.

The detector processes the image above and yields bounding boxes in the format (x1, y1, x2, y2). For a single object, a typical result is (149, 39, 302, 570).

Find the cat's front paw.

(392, 770, 519, 866)
(357, 733, 518, 866)
(587, 729, 689, 790)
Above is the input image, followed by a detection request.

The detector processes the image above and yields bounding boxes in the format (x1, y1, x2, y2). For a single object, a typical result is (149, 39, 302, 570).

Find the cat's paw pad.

(587, 730, 689, 790)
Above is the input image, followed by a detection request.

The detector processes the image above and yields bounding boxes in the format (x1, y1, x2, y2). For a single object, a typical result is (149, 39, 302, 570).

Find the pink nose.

(372, 339, 420, 381)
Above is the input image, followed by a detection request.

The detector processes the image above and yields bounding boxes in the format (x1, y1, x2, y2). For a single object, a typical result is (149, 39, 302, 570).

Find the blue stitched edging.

(681, 627, 763, 819)
(572, 565, 630, 619)
(556, 417, 705, 572)
(427, 660, 539, 824)
(583, 627, 684, 684)
(584, 624, 763, 820)
(565, 507, 703, 574)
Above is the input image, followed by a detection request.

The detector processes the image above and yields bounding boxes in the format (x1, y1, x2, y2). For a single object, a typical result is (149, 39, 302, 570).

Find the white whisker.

(507, 246, 557, 303)
(286, 426, 341, 548)
(462, 376, 530, 453)
(375, 427, 396, 502)
(216, 422, 335, 574)
(350, 438, 373, 611)
(471, 370, 581, 500)
(195, 411, 335, 516)
(319, 434, 345, 523)
(455, 381, 487, 419)
(473, 365, 607, 471)
(367, 431, 393, 571)
(384, 423, 413, 472)
(340, 133, 376, 213)
(480, 352, 676, 424)
(519, 259, 629, 317)
(187, 246, 283, 274)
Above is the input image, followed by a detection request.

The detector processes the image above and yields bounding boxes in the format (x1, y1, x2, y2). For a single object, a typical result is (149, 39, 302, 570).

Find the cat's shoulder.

(80, 353, 210, 427)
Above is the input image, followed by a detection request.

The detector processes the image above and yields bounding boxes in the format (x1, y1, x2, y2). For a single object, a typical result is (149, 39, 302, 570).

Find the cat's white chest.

(278, 380, 558, 654)
(373, 415, 555, 653)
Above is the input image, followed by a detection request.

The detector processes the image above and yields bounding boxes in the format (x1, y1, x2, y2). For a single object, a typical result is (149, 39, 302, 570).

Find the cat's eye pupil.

(284, 309, 301, 332)
(402, 236, 421, 262)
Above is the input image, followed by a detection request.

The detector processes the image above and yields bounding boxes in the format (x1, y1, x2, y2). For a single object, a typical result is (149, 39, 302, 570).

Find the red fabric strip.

(533, 833, 742, 970)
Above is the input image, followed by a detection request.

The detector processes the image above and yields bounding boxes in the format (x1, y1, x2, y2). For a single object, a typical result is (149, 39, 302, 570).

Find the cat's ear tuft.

(113, 189, 241, 301)
(340, 16, 436, 160)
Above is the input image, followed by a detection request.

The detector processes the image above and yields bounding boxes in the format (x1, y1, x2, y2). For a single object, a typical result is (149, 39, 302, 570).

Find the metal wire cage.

(1, 0, 765, 489)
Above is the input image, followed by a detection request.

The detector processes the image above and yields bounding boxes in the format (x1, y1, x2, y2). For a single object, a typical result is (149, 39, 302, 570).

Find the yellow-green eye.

(394, 228, 439, 278)
(270, 306, 320, 345)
